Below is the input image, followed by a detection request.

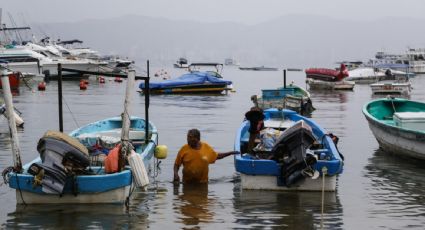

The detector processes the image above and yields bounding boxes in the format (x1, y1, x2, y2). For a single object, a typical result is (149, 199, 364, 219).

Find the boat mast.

(0, 64, 22, 172)
(119, 69, 135, 171)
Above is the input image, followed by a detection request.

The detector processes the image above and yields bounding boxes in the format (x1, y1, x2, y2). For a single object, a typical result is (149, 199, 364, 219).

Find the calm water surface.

(1, 67, 424, 229)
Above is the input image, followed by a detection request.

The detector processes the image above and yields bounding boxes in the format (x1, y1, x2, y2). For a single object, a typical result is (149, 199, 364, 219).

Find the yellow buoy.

(154, 145, 168, 159)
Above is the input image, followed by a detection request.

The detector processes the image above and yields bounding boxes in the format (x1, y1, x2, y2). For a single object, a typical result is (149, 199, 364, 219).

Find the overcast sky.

(2, 0, 425, 25)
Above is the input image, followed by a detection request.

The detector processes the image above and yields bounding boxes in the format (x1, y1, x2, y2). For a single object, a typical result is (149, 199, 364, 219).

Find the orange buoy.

(79, 80, 87, 90)
(114, 77, 122, 83)
(38, 81, 46, 91)
(99, 76, 105, 83)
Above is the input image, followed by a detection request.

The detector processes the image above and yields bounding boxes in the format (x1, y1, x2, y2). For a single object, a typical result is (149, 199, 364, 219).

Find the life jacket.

(104, 144, 121, 173)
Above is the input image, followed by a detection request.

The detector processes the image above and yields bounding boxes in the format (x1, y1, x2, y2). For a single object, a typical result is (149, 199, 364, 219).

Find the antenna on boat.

(283, 69, 287, 88)
(0, 64, 23, 172)
(145, 60, 150, 145)
(58, 63, 63, 132)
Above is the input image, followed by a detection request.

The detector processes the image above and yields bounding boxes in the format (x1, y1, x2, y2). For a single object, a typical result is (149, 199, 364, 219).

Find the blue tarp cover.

(139, 71, 232, 89)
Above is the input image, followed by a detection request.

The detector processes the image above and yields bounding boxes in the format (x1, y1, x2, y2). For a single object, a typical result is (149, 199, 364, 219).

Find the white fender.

(0, 104, 24, 127)
(128, 150, 149, 187)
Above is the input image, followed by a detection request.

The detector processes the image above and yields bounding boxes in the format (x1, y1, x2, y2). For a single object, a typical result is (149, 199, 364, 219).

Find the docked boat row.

(0, 21, 133, 80)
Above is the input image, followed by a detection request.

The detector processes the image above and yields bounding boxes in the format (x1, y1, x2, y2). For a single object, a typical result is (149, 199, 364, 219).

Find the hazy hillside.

(33, 14, 425, 68)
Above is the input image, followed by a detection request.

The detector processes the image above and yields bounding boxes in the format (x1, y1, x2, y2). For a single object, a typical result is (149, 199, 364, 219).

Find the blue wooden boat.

(3, 66, 159, 204)
(234, 108, 344, 191)
(6, 117, 157, 204)
(363, 97, 425, 160)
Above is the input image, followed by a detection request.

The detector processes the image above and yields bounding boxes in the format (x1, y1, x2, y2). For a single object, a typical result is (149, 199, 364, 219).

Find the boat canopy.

(140, 71, 232, 89)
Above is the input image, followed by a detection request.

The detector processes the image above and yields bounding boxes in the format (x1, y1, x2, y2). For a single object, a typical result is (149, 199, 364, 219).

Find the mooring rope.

(320, 166, 328, 230)
(62, 96, 80, 129)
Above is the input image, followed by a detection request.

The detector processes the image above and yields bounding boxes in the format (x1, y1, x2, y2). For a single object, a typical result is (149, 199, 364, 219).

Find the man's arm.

(173, 164, 180, 183)
(217, 151, 239, 160)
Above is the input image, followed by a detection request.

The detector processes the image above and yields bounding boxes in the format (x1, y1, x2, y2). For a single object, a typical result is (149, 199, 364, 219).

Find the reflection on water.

(364, 149, 425, 228)
(4, 204, 144, 229)
(232, 182, 344, 229)
(173, 183, 214, 226)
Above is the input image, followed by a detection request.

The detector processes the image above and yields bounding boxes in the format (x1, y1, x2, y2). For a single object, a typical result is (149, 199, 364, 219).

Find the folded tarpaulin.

(139, 71, 232, 89)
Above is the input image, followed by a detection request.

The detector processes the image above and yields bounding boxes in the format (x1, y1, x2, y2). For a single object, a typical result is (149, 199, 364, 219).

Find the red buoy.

(114, 77, 122, 83)
(99, 76, 105, 83)
(38, 81, 46, 91)
(79, 80, 87, 90)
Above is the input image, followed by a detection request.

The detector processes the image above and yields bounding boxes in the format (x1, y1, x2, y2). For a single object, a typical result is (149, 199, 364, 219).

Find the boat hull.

(370, 82, 411, 95)
(240, 174, 337, 191)
(143, 84, 230, 94)
(365, 116, 425, 160)
(306, 78, 355, 90)
(16, 185, 131, 204)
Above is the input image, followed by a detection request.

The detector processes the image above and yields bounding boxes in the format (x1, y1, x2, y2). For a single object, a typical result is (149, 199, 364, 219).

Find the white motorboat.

(347, 67, 412, 84)
(370, 76, 412, 96)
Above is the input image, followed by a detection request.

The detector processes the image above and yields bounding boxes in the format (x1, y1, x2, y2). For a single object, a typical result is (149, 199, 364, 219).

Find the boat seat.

(75, 129, 149, 149)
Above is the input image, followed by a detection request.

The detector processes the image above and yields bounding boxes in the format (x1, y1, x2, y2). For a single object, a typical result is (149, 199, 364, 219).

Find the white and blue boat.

(234, 108, 344, 191)
(3, 67, 160, 204)
(7, 117, 157, 204)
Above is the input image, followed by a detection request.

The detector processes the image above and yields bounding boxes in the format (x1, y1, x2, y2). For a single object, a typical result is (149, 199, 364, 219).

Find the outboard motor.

(271, 120, 317, 187)
(28, 130, 90, 194)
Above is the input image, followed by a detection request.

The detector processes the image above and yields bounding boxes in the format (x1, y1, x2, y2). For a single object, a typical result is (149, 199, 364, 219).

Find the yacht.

(0, 43, 109, 78)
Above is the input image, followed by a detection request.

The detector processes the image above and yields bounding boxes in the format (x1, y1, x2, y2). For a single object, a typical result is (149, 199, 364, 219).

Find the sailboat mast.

(0, 64, 22, 171)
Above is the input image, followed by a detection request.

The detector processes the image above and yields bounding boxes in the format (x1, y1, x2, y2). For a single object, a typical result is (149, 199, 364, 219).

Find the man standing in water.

(173, 129, 238, 184)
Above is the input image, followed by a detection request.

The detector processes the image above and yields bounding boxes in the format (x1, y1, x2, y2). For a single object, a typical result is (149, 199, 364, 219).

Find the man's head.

(187, 129, 201, 149)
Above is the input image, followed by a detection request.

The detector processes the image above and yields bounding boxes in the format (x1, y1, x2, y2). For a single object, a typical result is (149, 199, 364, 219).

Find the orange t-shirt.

(174, 142, 218, 183)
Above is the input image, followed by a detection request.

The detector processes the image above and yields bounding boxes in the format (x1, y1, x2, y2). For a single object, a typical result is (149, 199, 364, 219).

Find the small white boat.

(347, 67, 412, 84)
(370, 76, 411, 96)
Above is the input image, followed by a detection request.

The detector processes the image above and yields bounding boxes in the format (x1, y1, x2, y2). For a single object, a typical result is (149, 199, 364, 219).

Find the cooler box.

(393, 112, 425, 131)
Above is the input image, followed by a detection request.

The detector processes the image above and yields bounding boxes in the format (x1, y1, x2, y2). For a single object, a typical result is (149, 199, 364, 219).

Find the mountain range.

(33, 14, 425, 69)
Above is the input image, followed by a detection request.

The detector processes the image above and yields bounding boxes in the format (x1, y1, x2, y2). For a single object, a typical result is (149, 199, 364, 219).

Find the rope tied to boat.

(320, 166, 328, 230)
(2, 166, 27, 205)
(1, 166, 15, 185)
